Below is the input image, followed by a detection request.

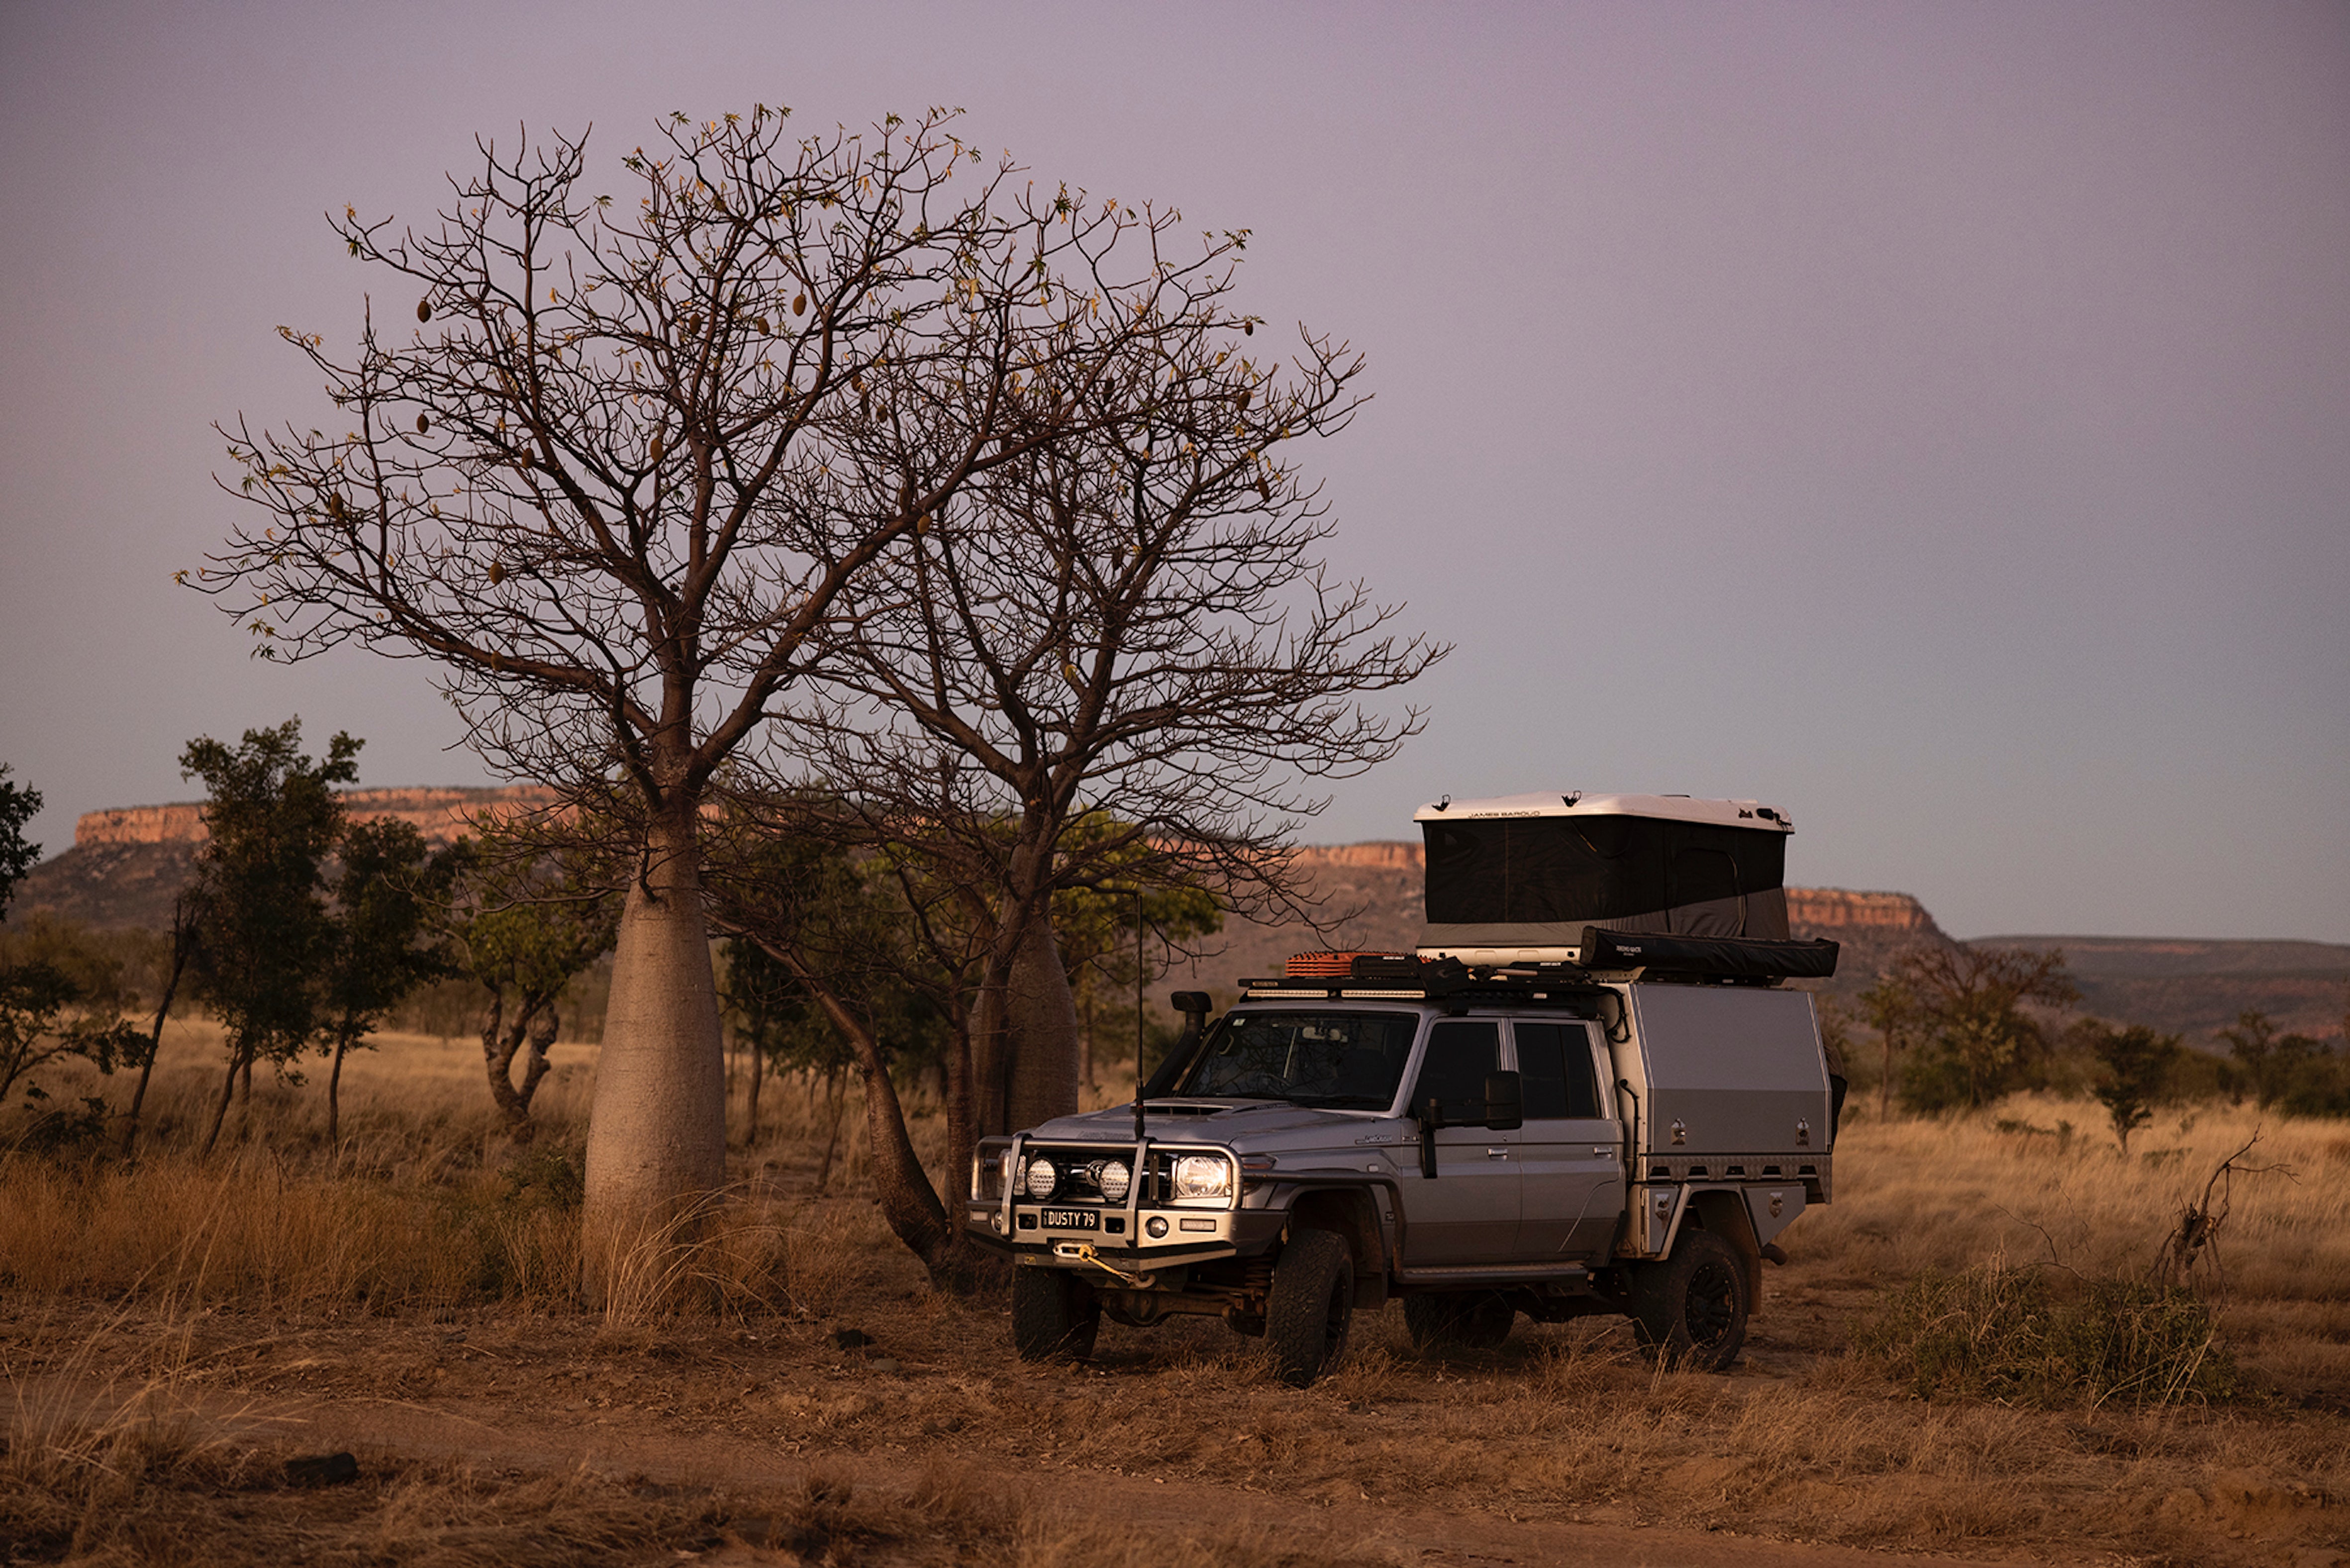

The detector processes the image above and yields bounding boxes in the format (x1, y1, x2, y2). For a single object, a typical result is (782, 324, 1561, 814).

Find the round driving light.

(1145, 1216, 1170, 1238)
(1023, 1157, 1059, 1200)
(1093, 1159, 1131, 1202)
(1172, 1154, 1232, 1198)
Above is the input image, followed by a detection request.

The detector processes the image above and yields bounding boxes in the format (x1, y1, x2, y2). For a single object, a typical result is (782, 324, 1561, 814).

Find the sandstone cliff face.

(1288, 841, 1423, 872)
(73, 785, 561, 850)
(1784, 888, 1946, 938)
(22, 785, 561, 931)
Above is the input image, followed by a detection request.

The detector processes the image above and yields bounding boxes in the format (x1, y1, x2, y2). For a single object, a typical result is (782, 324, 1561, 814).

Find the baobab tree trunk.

(1003, 913, 1082, 1132)
(581, 811, 728, 1306)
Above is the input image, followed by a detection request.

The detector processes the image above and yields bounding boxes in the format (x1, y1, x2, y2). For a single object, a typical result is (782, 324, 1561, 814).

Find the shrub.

(1855, 1258, 2234, 1408)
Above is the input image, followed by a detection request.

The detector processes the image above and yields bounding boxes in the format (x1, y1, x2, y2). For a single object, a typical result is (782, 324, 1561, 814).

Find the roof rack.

(1240, 935, 1839, 1002)
(1242, 954, 1602, 1005)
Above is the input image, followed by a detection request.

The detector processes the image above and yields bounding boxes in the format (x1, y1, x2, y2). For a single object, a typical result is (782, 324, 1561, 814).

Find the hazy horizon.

(3, 2, 2345, 944)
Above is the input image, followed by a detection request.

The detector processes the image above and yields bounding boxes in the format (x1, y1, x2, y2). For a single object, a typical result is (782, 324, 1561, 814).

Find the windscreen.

(1176, 1011, 1421, 1110)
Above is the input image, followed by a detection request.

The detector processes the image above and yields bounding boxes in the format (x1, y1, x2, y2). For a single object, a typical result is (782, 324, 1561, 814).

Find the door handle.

(1485, 1147, 1509, 1160)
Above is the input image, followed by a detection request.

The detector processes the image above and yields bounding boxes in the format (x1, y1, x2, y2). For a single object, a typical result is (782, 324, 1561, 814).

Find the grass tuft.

(1855, 1257, 2235, 1408)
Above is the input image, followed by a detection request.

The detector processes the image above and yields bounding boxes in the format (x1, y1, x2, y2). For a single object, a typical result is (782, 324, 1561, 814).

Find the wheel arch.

(1287, 1186, 1389, 1310)
(1686, 1187, 1764, 1316)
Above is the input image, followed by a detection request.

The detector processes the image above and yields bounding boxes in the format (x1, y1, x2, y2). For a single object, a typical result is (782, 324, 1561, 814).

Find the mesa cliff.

(70, 786, 560, 851)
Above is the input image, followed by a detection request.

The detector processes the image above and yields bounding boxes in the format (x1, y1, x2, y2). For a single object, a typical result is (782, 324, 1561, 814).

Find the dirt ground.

(6, 1040, 2348, 1566)
(6, 1234, 2345, 1568)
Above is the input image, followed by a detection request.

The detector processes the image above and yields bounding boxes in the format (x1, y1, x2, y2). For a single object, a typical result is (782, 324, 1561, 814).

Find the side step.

(1393, 1261, 1589, 1285)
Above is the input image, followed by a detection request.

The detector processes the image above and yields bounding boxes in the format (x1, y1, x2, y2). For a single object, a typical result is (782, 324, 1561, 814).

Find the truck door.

(1398, 1019, 1520, 1265)
(1509, 1020, 1626, 1262)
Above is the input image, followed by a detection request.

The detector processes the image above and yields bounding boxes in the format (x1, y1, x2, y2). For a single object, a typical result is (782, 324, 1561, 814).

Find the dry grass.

(1815, 1092, 2350, 1395)
(2, 1032, 2348, 1565)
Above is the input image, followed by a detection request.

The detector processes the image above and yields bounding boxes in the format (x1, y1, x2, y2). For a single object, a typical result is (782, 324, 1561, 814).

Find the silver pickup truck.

(968, 792, 1846, 1387)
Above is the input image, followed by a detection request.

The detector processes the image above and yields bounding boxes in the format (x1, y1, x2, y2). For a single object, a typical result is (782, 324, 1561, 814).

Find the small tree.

(2214, 1009, 2328, 1110)
(0, 767, 38, 899)
(180, 721, 358, 1153)
(705, 800, 976, 1275)
(2079, 1020, 2183, 1154)
(1875, 945, 2078, 1113)
(1857, 973, 1919, 1119)
(1051, 846, 1223, 1091)
(444, 831, 620, 1141)
(315, 818, 456, 1146)
(0, 770, 147, 1130)
(0, 914, 146, 1129)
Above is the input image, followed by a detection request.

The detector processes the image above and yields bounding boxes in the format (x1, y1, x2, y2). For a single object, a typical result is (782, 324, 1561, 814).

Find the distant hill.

(1975, 935, 2349, 1045)
(20, 790, 2343, 1048)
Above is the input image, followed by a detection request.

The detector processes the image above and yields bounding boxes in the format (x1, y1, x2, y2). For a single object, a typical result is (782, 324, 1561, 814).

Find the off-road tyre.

(1011, 1266, 1100, 1362)
(1628, 1227, 1749, 1369)
(1265, 1228, 1354, 1387)
(1403, 1290, 1515, 1353)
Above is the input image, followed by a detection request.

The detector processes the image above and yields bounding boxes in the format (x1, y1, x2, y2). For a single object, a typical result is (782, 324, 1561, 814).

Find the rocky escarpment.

(71, 786, 559, 851)
(18, 785, 559, 930)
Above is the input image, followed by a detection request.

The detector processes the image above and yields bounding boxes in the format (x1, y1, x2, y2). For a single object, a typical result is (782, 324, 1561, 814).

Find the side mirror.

(1483, 1070, 1523, 1131)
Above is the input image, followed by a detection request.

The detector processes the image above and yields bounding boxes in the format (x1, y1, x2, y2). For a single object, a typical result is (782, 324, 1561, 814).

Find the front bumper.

(964, 1199, 1285, 1270)
(969, 1132, 1283, 1271)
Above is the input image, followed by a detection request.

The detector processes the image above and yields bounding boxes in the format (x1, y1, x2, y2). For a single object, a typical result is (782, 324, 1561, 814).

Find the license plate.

(1040, 1207, 1098, 1231)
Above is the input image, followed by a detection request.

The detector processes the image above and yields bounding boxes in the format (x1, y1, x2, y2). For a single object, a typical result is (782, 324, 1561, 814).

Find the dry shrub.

(590, 1192, 797, 1333)
(1855, 1258, 2234, 1408)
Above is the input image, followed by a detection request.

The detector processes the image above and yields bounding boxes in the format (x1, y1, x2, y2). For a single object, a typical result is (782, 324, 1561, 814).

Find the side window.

(1410, 1020, 1500, 1121)
(1513, 1021, 1603, 1120)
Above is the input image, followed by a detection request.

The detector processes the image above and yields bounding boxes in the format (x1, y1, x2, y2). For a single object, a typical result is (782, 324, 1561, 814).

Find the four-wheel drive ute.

(969, 792, 1848, 1387)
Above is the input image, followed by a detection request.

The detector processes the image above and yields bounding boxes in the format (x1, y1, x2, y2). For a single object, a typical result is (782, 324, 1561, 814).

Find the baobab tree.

(199, 105, 1296, 1295)
(781, 314, 1443, 1146)
(714, 302, 1444, 1282)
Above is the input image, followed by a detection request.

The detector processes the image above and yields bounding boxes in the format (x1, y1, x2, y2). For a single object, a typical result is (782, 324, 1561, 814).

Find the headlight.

(1172, 1154, 1233, 1198)
(1091, 1159, 1131, 1202)
(1023, 1157, 1059, 1200)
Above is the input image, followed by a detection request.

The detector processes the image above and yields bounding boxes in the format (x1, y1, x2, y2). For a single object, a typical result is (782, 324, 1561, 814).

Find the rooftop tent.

(1418, 793, 1793, 949)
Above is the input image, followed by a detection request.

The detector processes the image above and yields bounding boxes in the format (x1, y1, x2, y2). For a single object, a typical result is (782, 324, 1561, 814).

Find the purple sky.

(2, 2, 2345, 942)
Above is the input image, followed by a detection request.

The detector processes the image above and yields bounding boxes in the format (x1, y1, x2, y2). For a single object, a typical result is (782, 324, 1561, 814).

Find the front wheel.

(1627, 1227, 1749, 1369)
(1264, 1228, 1354, 1387)
(1011, 1267, 1100, 1362)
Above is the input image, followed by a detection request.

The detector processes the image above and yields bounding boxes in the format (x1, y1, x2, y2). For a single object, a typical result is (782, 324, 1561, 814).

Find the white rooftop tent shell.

(1414, 792, 1796, 964)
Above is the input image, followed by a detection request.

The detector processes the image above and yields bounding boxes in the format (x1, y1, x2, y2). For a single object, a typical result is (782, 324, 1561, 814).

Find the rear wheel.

(1011, 1267, 1100, 1362)
(1265, 1228, 1354, 1387)
(1403, 1291, 1515, 1353)
(1628, 1228, 1748, 1369)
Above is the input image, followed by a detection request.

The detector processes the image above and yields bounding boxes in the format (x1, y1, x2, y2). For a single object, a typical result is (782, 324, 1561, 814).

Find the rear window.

(1515, 1021, 1603, 1119)
(1177, 1010, 1420, 1110)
